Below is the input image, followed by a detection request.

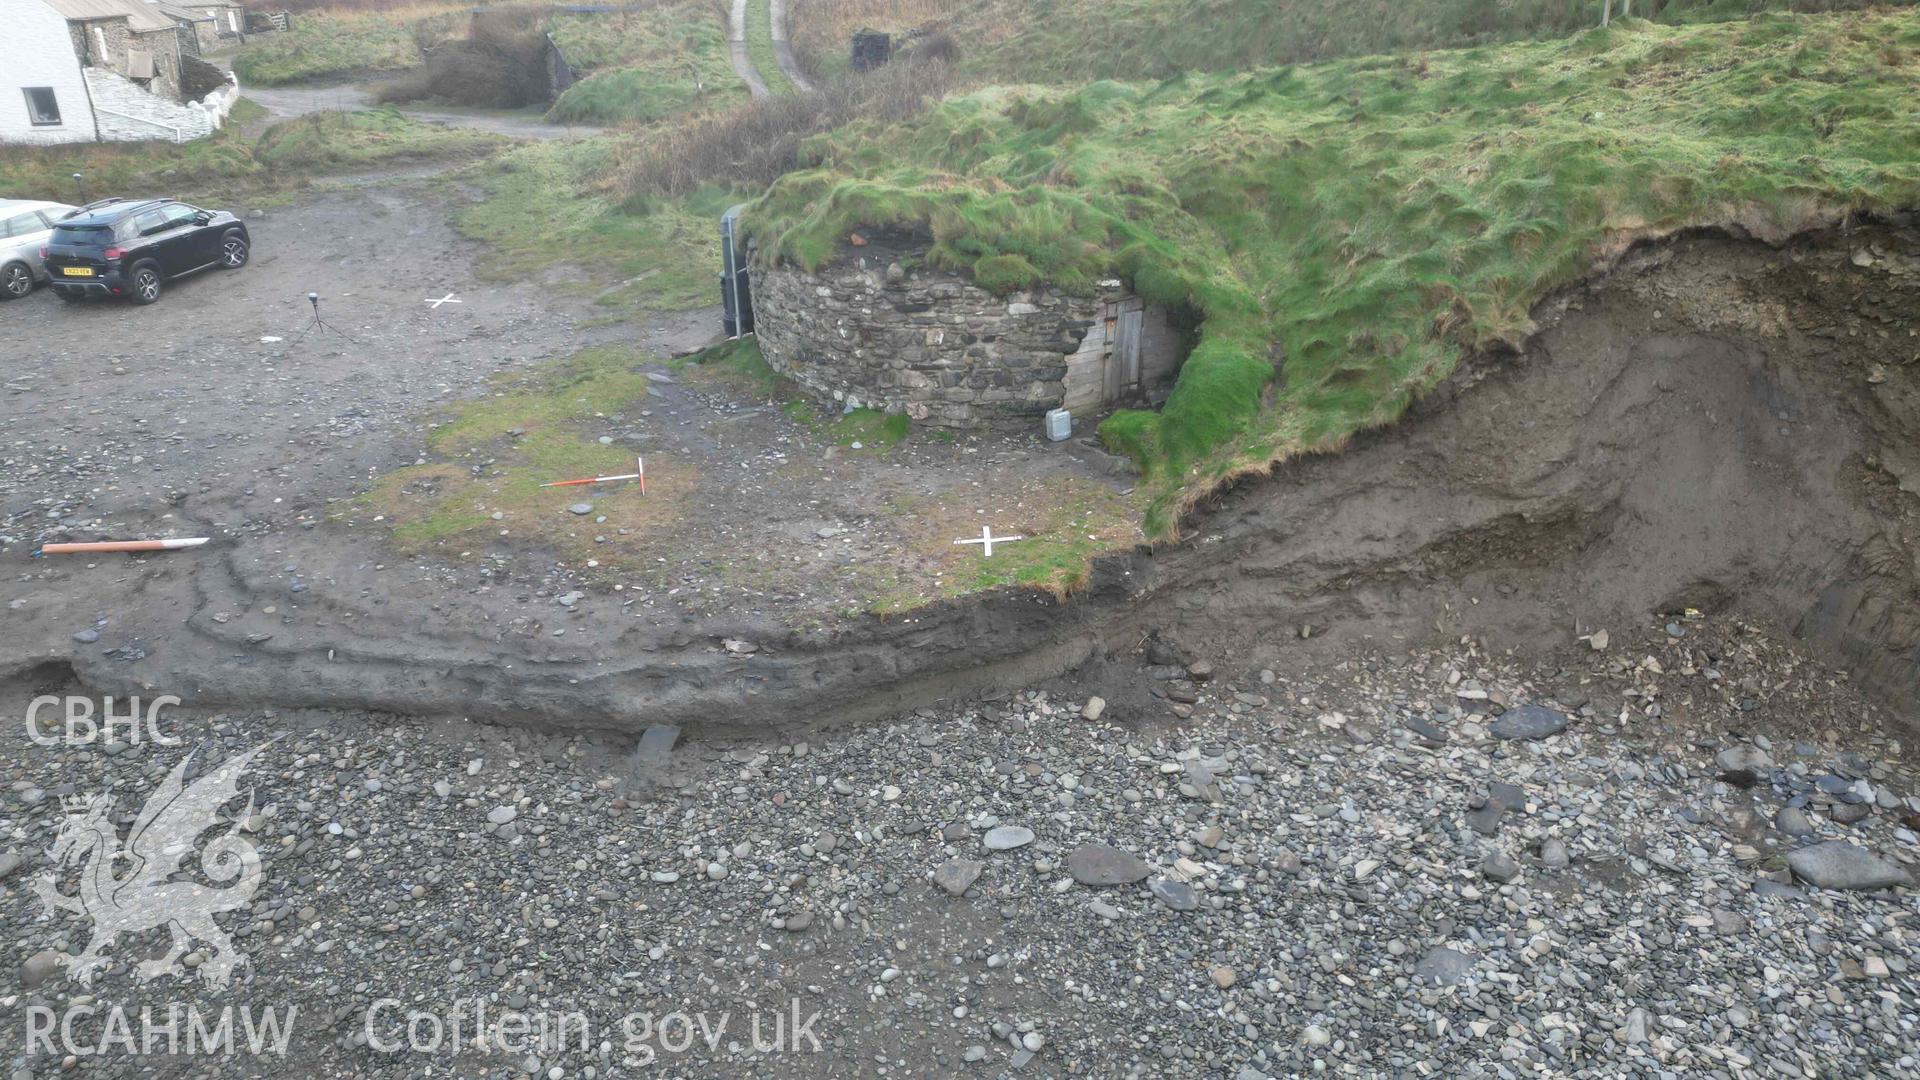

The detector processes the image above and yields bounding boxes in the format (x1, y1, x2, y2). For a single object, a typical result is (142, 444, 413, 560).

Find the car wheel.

(0, 262, 30, 300)
(130, 265, 163, 305)
(220, 233, 249, 269)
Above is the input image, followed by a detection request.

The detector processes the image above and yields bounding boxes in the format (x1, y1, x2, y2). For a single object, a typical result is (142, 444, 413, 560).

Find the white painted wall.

(87, 66, 238, 143)
(0, 0, 97, 144)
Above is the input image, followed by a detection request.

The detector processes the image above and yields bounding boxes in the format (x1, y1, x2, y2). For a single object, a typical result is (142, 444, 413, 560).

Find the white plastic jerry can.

(1045, 408, 1072, 442)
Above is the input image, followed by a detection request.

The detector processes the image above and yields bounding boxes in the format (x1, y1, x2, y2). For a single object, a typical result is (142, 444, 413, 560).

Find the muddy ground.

(236, 79, 605, 141)
(0, 177, 1139, 729)
(5, 202, 1917, 735)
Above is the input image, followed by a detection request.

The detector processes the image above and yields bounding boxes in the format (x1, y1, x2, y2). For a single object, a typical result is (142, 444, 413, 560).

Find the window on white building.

(23, 87, 62, 126)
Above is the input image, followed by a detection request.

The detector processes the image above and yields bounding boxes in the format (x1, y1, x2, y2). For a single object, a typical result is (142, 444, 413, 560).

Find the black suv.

(43, 198, 249, 305)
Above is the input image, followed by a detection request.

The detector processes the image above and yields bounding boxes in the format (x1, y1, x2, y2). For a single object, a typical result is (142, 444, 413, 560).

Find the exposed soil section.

(1134, 218, 1920, 714)
(4, 210, 1917, 732)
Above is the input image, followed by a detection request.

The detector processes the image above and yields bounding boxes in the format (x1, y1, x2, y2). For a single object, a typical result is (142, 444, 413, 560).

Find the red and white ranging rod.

(541, 457, 646, 493)
(40, 537, 210, 555)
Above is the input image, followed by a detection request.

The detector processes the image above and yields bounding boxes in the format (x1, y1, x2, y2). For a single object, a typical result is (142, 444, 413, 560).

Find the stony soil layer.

(3, 615, 1917, 1077)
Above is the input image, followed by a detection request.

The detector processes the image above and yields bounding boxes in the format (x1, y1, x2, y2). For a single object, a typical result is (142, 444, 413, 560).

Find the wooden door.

(1100, 304, 1122, 403)
(1104, 298, 1144, 403)
(1113, 297, 1136, 395)
(1105, 297, 1144, 403)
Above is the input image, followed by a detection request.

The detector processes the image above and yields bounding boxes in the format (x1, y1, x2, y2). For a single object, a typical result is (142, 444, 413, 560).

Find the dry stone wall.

(753, 236, 1137, 427)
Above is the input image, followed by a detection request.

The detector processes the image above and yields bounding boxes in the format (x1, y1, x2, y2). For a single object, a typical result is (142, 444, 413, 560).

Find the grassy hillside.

(236, 0, 750, 123)
(546, 2, 748, 124)
(456, 138, 739, 316)
(0, 105, 499, 204)
(232, 4, 469, 85)
(747, 11, 1920, 535)
(255, 108, 504, 167)
(788, 0, 954, 81)
(945, 0, 1916, 83)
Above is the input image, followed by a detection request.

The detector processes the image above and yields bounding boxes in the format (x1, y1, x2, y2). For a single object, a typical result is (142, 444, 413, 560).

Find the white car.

(0, 199, 78, 300)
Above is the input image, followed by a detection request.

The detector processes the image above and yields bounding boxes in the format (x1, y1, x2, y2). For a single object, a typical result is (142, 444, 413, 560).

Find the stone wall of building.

(66, 18, 187, 102)
(753, 234, 1158, 427)
(130, 27, 186, 101)
(173, 20, 207, 59)
(177, 16, 218, 53)
(69, 19, 134, 72)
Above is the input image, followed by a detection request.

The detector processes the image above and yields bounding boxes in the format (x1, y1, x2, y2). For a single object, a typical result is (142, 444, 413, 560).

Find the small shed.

(850, 28, 891, 72)
(197, 0, 247, 38)
(46, 0, 191, 101)
(753, 232, 1191, 428)
(158, 3, 221, 51)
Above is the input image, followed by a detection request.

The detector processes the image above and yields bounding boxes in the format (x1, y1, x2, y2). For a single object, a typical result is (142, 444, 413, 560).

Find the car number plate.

(61, 267, 93, 277)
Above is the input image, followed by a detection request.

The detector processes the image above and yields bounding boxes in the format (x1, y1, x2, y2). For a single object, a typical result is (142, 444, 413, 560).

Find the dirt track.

(4, 203, 1918, 733)
(727, 0, 772, 99)
(238, 79, 603, 140)
(0, 178, 1129, 731)
(768, 0, 815, 91)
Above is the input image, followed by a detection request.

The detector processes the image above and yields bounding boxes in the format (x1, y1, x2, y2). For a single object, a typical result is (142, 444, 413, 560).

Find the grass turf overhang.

(744, 12, 1920, 537)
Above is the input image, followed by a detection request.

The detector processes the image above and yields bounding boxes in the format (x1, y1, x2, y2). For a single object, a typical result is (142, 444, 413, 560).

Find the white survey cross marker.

(955, 526, 1023, 557)
(425, 293, 462, 309)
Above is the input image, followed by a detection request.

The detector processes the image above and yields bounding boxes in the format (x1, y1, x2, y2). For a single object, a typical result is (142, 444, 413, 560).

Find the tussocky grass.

(746, 10, 1920, 537)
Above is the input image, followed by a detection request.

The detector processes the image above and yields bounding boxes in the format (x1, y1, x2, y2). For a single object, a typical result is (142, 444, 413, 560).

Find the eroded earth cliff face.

(1130, 218, 1920, 717)
(5, 219, 1917, 731)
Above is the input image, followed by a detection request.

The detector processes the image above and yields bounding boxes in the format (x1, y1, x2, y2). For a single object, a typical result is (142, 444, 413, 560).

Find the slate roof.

(42, 0, 179, 34)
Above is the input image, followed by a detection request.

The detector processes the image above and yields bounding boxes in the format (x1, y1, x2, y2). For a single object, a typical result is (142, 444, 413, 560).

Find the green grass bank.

(546, 1, 749, 124)
(747, 11, 1920, 536)
(0, 105, 501, 205)
(947, 0, 1917, 84)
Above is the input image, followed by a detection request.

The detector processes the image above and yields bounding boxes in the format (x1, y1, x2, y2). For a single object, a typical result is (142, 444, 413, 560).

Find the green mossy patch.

(350, 346, 689, 569)
(830, 408, 911, 451)
(255, 108, 505, 169)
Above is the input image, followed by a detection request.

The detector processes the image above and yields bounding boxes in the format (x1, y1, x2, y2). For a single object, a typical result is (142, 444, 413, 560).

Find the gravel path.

(238, 79, 602, 140)
(4, 616, 1917, 1077)
(769, 0, 816, 92)
(727, 0, 772, 100)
